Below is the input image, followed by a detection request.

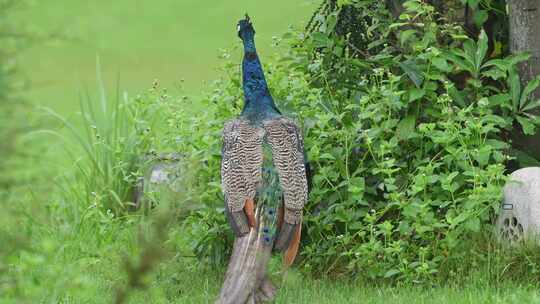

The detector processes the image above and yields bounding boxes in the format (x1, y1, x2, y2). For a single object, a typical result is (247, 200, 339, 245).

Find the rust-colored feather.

(284, 221, 302, 267)
(244, 199, 257, 228)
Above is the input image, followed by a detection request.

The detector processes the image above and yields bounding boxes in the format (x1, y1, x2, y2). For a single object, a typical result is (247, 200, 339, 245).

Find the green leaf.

(516, 115, 536, 135)
(403, 1, 422, 11)
(468, 78, 482, 88)
(348, 177, 365, 194)
(400, 29, 417, 46)
(488, 94, 510, 107)
(475, 30, 488, 74)
(511, 148, 540, 167)
(432, 57, 450, 72)
(474, 146, 491, 166)
(449, 212, 469, 226)
(520, 76, 540, 111)
(384, 269, 401, 278)
(465, 217, 480, 232)
(333, 45, 344, 57)
(443, 50, 474, 73)
(399, 60, 424, 88)
(485, 139, 510, 150)
(450, 33, 471, 40)
(320, 152, 336, 160)
(368, 39, 385, 50)
(482, 67, 506, 80)
(448, 85, 465, 107)
(482, 59, 510, 71)
(523, 99, 540, 112)
(463, 41, 478, 68)
(509, 53, 531, 66)
(466, 0, 480, 10)
(351, 59, 370, 69)
(474, 10, 488, 28)
(311, 32, 331, 48)
(325, 14, 338, 34)
(337, 0, 352, 6)
(409, 88, 425, 102)
(396, 115, 417, 140)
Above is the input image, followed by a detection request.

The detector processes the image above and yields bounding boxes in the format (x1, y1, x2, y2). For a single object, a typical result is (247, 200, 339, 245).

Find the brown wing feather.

(221, 119, 264, 212)
(263, 117, 308, 225)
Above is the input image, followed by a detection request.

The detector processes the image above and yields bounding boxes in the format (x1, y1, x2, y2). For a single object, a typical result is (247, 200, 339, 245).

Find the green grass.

(5, 223, 540, 304)
(3, 201, 540, 303)
(17, 0, 317, 115)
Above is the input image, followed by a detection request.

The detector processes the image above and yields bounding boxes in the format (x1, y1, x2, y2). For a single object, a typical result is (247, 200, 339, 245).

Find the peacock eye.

(237, 25, 241, 32)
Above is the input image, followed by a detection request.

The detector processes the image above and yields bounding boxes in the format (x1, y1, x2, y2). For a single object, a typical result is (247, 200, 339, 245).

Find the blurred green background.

(4, 1, 540, 302)
(19, 0, 316, 115)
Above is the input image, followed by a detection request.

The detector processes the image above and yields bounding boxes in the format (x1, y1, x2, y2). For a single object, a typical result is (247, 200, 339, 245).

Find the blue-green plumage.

(238, 16, 281, 124)
(258, 144, 282, 245)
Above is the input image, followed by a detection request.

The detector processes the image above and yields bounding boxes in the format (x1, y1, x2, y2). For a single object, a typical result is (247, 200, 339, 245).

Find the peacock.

(216, 15, 309, 304)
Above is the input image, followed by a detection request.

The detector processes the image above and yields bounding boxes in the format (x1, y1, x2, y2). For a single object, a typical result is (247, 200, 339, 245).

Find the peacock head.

(237, 14, 255, 40)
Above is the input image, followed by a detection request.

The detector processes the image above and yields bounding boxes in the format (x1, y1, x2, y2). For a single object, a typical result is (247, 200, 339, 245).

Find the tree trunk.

(509, 0, 540, 160)
(216, 205, 277, 304)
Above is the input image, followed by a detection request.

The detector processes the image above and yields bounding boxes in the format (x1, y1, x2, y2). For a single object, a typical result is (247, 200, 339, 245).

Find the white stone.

(133, 156, 183, 210)
(496, 167, 540, 245)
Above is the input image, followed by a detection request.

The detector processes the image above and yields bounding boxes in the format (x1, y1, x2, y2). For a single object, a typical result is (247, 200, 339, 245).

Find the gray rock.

(133, 153, 183, 210)
(496, 167, 540, 245)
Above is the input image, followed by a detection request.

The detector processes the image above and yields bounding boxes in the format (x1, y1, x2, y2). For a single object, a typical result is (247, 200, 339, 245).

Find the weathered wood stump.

(216, 205, 278, 304)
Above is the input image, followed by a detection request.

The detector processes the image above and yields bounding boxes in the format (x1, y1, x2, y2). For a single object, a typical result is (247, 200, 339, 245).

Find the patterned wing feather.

(221, 119, 264, 236)
(263, 117, 308, 225)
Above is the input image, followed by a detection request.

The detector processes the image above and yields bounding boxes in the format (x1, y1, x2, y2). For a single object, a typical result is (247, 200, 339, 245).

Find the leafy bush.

(148, 0, 540, 282)
(299, 0, 539, 280)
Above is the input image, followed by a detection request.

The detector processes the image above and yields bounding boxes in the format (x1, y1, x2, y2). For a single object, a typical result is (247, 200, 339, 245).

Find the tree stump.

(508, 0, 540, 160)
(216, 205, 278, 304)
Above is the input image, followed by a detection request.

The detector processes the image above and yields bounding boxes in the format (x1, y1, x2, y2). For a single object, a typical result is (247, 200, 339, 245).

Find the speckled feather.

(221, 118, 308, 224)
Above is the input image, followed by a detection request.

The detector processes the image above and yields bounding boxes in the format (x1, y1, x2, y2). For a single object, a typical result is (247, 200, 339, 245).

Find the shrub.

(147, 0, 540, 282)
(292, 0, 540, 280)
(42, 75, 172, 220)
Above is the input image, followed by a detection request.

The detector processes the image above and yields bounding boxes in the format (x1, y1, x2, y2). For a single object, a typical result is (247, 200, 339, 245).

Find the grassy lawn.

(4, 208, 539, 303)
(19, 0, 317, 114)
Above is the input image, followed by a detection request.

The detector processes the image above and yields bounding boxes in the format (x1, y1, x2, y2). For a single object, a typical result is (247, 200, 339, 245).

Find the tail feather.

(283, 221, 302, 267)
(260, 143, 302, 267)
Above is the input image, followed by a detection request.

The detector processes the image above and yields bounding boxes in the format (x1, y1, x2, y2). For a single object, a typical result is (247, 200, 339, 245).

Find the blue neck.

(240, 33, 280, 122)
